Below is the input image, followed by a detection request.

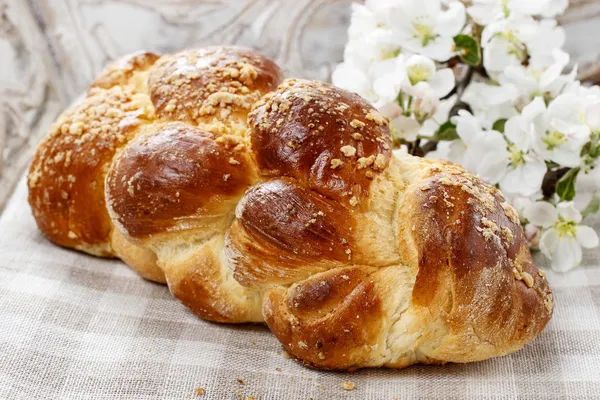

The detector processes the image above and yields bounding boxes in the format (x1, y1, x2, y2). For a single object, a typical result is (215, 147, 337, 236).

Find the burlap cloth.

(1, 177, 600, 399)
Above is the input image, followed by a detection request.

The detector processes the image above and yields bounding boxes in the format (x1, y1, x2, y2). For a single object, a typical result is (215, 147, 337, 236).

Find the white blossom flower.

(371, 55, 408, 107)
(533, 93, 591, 167)
(410, 83, 441, 121)
(462, 81, 518, 128)
(452, 109, 547, 195)
(421, 94, 457, 137)
(526, 19, 566, 68)
(481, 18, 532, 73)
(524, 201, 599, 271)
(482, 17, 564, 74)
(387, 0, 466, 61)
(499, 49, 572, 110)
(424, 140, 466, 164)
(403, 55, 455, 98)
(378, 101, 422, 142)
(468, 0, 568, 26)
(500, 98, 548, 195)
(332, 62, 373, 101)
(391, 116, 422, 142)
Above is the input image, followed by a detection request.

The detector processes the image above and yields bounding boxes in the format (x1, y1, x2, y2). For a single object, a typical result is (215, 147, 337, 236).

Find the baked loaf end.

(226, 79, 554, 370)
(28, 46, 282, 321)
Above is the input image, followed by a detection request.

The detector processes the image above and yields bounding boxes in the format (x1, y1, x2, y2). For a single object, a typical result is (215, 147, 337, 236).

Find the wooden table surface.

(1, 0, 600, 214)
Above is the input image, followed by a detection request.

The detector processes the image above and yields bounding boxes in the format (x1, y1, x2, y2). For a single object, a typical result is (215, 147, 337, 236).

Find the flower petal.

(540, 228, 560, 259)
(332, 63, 371, 97)
(504, 116, 528, 150)
(523, 201, 558, 227)
(390, 115, 421, 141)
(522, 96, 547, 122)
(540, 49, 569, 88)
(421, 36, 455, 62)
(576, 225, 600, 249)
(452, 110, 481, 144)
(437, 1, 466, 37)
(429, 68, 455, 98)
(483, 37, 521, 73)
(500, 159, 546, 196)
(378, 102, 403, 120)
(551, 235, 582, 272)
(585, 103, 600, 131)
(557, 202, 583, 223)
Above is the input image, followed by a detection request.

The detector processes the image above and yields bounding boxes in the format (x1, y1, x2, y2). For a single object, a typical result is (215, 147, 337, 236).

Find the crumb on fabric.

(342, 381, 355, 391)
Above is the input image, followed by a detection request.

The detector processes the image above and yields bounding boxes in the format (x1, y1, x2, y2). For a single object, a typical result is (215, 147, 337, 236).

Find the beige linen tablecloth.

(1, 177, 600, 399)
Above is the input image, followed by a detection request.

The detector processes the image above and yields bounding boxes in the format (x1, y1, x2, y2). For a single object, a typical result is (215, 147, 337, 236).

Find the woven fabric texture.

(1, 177, 600, 399)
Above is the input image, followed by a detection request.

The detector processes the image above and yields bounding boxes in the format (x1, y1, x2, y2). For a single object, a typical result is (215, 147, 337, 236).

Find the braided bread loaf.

(28, 46, 553, 370)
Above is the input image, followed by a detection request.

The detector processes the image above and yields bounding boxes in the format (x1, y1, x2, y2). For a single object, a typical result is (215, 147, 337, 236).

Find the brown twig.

(541, 167, 570, 200)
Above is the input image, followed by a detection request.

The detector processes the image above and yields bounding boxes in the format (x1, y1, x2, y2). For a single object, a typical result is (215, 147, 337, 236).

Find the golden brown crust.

(90, 51, 160, 91)
(248, 79, 392, 206)
(162, 234, 263, 323)
(240, 155, 553, 370)
(263, 266, 383, 370)
(226, 178, 356, 287)
(29, 46, 282, 323)
(105, 122, 255, 241)
(148, 46, 282, 127)
(27, 85, 155, 255)
(407, 167, 552, 356)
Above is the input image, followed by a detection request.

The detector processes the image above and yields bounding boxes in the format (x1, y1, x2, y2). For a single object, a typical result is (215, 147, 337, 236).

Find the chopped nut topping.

(513, 267, 522, 280)
(352, 132, 364, 140)
(522, 271, 534, 288)
(349, 196, 358, 207)
(501, 226, 514, 242)
(538, 270, 546, 278)
(298, 341, 308, 349)
(342, 381, 356, 391)
(330, 159, 343, 169)
(229, 157, 240, 165)
(223, 174, 231, 181)
(350, 119, 366, 129)
(373, 154, 387, 170)
(340, 145, 357, 157)
(365, 110, 386, 125)
(501, 202, 520, 224)
(357, 155, 375, 170)
(279, 100, 291, 112)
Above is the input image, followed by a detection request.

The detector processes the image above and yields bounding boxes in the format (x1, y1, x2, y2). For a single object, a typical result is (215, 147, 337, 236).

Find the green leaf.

(582, 194, 600, 217)
(556, 167, 580, 202)
(431, 121, 459, 141)
(454, 34, 481, 66)
(492, 119, 507, 133)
